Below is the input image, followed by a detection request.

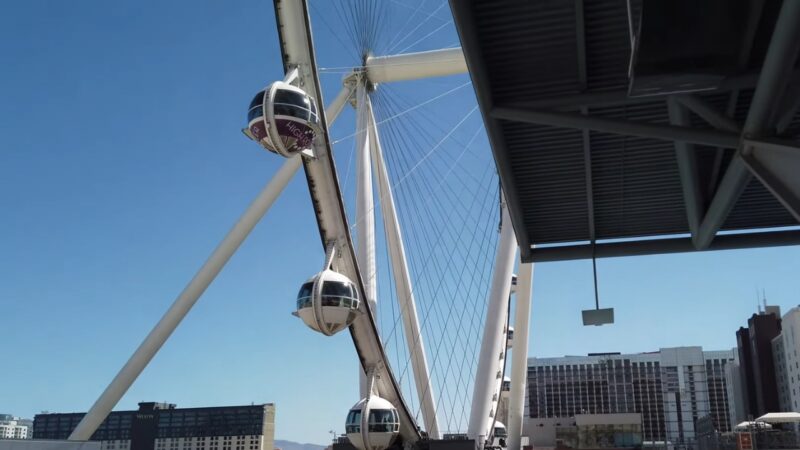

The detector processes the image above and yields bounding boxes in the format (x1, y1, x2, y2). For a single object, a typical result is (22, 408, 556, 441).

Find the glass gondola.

(244, 81, 319, 157)
(295, 269, 360, 336)
(346, 396, 400, 450)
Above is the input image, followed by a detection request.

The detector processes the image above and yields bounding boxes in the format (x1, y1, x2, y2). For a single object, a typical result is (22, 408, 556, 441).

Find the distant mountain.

(275, 439, 328, 450)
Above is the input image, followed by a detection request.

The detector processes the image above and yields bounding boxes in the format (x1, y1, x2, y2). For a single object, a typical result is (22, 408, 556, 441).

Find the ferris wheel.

(65, 2, 534, 450)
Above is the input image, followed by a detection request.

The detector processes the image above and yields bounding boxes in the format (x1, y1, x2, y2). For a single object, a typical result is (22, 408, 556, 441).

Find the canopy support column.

(468, 197, 518, 449)
(507, 260, 533, 450)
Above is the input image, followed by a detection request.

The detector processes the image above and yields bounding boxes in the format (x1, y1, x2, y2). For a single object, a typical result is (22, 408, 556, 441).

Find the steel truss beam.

(499, 72, 769, 111)
(694, 0, 800, 249)
(675, 95, 741, 133)
(491, 106, 741, 148)
(575, 0, 596, 244)
(741, 138, 800, 221)
(776, 83, 800, 134)
(705, 0, 764, 198)
(525, 230, 800, 263)
(667, 98, 705, 240)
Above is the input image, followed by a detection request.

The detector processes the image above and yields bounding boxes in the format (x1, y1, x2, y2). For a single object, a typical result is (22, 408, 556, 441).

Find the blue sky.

(1, 0, 799, 445)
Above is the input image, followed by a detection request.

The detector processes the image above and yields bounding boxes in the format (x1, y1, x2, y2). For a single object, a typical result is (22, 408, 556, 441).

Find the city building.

(735, 306, 782, 418)
(0, 415, 32, 440)
(735, 327, 757, 418)
(525, 347, 736, 448)
(723, 358, 746, 427)
(773, 333, 789, 412)
(33, 402, 275, 450)
(771, 306, 800, 413)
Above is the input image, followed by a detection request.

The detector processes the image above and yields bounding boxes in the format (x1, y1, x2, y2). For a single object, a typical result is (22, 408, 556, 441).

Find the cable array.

(370, 82, 499, 434)
(330, 0, 390, 58)
(314, 0, 455, 61)
(310, 0, 500, 436)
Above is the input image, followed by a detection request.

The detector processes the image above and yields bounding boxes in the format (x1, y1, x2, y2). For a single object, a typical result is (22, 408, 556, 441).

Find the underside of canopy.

(450, 0, 800, 262)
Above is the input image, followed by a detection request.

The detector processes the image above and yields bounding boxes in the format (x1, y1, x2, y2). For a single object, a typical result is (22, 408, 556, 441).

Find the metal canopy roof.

(450, 0, 800, 262)
(756, 412, 800, 423)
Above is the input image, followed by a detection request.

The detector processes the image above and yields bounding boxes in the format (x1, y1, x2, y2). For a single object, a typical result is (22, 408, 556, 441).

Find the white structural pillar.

(507, 260, 533, 450)
(68, 84, 353, 441)
(69, 155, 301, 441)
(367, 97, 441, 438)
(355, 81, 377, 310)
(365, 48, 467, 84)
(468, 198, 518, 448)
(355, 81, 378, 398)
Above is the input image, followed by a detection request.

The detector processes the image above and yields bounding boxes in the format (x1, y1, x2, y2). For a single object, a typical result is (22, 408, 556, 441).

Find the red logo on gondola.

(249, 123, 268, 141)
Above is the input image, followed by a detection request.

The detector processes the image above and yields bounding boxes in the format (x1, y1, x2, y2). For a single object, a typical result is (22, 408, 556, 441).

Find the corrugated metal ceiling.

(451, 0, 799, 258)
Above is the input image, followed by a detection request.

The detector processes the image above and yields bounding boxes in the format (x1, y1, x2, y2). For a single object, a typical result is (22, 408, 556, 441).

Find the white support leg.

(355, 81, 378, 397)
(68, 85, 352, 441)
(68, 155, 302, 441)
(468, 198, 518, 448)
(366, 96, 440, 438)
(354, 82, 377, 310)
(507, 260, 533, 450)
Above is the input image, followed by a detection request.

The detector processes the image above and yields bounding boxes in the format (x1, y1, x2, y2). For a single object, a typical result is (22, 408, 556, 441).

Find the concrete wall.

(523, 414, 642, 448)
(522, 417, 568, 448)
